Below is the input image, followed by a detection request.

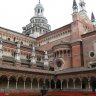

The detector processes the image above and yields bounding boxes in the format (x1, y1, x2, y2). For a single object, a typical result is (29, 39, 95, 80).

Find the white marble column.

(55, 81, 56, 89)
(67, 80, 68, 88)
(31, 79, 33, 89)
(80, 79, 82, 89)
(49, 81, 51, 89)
(38, 80, 40, 89)
(61, 80, 63, 90)
(88, 78, 91, 89)
(7, 78, 10, 89)
(73, 80, 75, 89)
(24, 79, 26, 89)
(16, 79, 18, 89)
(0, 40, 3, 65)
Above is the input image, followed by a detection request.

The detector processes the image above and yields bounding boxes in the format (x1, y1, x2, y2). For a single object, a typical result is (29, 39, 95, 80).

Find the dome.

(35, 2, 44, 11)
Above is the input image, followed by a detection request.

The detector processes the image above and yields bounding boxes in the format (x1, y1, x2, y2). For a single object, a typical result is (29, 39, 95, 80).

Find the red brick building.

(0, 0, 96, 92)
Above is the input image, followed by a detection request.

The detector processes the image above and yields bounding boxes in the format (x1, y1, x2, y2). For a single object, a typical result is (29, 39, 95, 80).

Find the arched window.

(14, 37, 16, 41)
(67, 50, 71, 56)
(38, 9, 40, 13)
(7, 38, 10, 41)
(63, 50, 66, 54)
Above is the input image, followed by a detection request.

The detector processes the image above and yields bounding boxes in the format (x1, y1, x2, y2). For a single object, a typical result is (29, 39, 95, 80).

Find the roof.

(0, 26, 36, 40)
(81, 31, 96, 38)
(36, 23, 71, 40)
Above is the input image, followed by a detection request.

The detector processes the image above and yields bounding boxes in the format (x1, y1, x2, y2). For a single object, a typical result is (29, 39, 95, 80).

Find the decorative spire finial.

(79, 0, 86, 11)
(91, 12, 95, 22)
(39, 0, 40, 3)
(72, 0, 78, 13)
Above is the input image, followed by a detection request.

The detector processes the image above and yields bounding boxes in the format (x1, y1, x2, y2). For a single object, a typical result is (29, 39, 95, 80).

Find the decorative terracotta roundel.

(90, 52, 95, 58)
(56, 60, 62, 68)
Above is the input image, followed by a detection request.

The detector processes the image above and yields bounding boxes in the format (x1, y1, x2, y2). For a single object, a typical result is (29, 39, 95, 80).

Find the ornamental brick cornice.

(0, 64, 55, 75)
(81, 31, 96, 38)
(36, 23, 71, 40)
(52, 42, 71, 51)
(0, 26, 36, 40)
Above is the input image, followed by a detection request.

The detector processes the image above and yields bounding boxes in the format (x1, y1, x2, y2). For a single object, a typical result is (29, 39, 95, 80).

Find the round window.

(56, 60, 62, 68)
(90, 52, 95, 58)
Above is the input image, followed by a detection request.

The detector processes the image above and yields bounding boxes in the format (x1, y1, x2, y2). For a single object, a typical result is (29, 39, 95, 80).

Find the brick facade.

(0, 0, 96, 92)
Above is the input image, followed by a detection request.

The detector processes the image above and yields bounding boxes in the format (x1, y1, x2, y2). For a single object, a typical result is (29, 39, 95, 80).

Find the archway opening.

(68, 78, 73, 88)
(45, 79, 49, 88)
(39, 79, 44, 88)
(51, 80, 55, 89)
(0, 75, 8, 88)
(25, 78, 31, 89)
(32, 78, 38, 89)
(9, 76, 16, 89)
(82, 77, 88, 89)
(17, 77, 24, 89)
(75, 78, 81, 88)
(56, 79, 61, 89)
(62, 79, 67, 89)
(90, 77, 96, 92)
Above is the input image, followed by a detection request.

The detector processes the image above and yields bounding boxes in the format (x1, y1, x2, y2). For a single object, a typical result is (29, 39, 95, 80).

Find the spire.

(91, 12, 95, 22)
(79, 0, 87, 15)
(72, 0, 78, 13)
(91, 12, 96, 26)
(73, 0, 77, 7)
(79, 0, 86, 11)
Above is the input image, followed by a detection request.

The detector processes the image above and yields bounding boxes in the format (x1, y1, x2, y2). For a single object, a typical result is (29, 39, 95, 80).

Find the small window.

(26, 54, 31, 59)
(38, 9, 40, 13)
(14, 37, 16, 41)
(91, 64, 96, 68)
(37, 57, 41, 61)
(64, 50, 66, 54)
(21, 41, 23, 44)
(12, 51, 15, 57)
(7, 38, 10, 41)
(29, 44, 32, 47)
(68, 50, 71, 56)
(89, 51, 95, 58)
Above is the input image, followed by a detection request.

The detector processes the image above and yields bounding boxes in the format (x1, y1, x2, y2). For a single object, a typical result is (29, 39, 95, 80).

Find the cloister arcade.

(0, 75, 96, 91)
